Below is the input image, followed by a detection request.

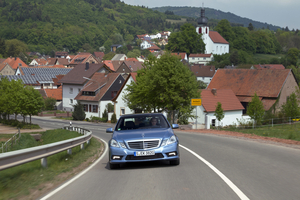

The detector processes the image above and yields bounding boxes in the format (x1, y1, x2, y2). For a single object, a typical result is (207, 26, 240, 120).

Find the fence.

(1, 129, 21, 153)
(0, 125, 92, 171)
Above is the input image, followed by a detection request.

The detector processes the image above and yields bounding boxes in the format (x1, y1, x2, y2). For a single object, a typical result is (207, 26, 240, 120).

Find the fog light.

(168, 152, 177, 156)
(112, 156, 122, 160)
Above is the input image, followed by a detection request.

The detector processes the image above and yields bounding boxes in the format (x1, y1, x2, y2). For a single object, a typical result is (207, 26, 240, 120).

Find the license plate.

(134, 150, 155, 156)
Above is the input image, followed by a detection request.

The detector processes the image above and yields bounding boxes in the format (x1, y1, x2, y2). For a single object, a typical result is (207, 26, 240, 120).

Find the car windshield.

(115, 114, 170, 131)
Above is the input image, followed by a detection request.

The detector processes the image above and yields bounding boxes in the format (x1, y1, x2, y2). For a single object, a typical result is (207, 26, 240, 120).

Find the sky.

(122, 0, 300, 30)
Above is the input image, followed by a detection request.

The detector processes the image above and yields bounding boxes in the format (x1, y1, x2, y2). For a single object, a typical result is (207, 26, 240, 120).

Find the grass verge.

(222, 122, 300, 141)
(0, 131, 103, 200)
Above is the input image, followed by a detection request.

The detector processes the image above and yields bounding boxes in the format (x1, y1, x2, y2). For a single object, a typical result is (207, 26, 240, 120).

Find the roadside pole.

(191, 99, 202, 129)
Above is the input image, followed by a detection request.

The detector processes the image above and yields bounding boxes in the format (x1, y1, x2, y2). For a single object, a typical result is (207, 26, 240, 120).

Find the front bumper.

(109, 143, 179, 164)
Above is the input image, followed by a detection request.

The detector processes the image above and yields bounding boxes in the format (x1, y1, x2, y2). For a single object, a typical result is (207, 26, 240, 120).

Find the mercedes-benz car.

(106, 113, 180, 169)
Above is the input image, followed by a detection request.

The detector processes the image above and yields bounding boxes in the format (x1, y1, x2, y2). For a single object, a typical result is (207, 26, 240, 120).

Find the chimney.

(85, 62, 89, 70)
(211, 88, 217, 96)
(15, 57, 17, 60)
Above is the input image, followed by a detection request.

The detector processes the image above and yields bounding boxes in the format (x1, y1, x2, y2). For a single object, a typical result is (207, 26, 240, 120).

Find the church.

(196, 7, 229, 55)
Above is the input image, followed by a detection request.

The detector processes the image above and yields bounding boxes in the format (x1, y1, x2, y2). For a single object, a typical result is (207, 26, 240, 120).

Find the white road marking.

(180, 144, 250, 200)
(40, 137, 108, 200)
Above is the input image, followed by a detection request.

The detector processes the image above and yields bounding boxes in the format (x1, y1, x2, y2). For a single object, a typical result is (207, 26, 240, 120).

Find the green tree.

(166, 23, 205, 55)
(44, 97, 57, 110)
(20, 86, 45, 124)
(72, 102, 86, 121)
(102, 109, 108, 122)
(281, 92, 300, 118)
(214, 102, 224, 128)
(102, 52, 116, 60)
(5, 39, 28, 57)
(106, 103, 114, 113)
(286, 48, 299, 66)
(123, 53, 200, 123)
(246, 92, 265, 126)
(111, 113, 117, 123)
(248, 23, 254, 31)
(215, 19, 235, 43)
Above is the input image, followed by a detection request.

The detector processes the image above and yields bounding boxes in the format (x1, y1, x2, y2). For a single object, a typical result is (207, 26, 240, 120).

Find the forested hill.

(151, 6, 282, 31)
(0, 0, 179, 54)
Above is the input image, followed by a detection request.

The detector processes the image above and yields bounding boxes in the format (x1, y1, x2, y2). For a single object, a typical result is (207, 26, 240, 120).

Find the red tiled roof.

(209, 31, 229, 44)
(69, 53, 92, 64)
(34, 58, 48, 65)
(189, 54, 212, 58)
(147, 44, 161, 50)
(126, 58, 139, 62)
(201, 89, 244, 112)
(171, 53, 187, 60)
(190, 65, 215, 77)
(207, 69, 291, 98)
(0, 58, 6, 64)
(44, 88, 62, 100)
(94, 52, 105, 61)
(3, 57, 28, 69)
(56, 58, 69, 66)
(47, 58, 57, 65)
(254, 64, 285, 70)
(123, 61, 144, 72)
(103, 60, 115, 71)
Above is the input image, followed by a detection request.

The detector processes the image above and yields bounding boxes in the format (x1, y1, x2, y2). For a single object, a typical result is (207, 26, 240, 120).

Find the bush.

(44, 97, 57, 110)
(90, 116, 101, 122)
(72, 102, 86, 121)
(111, 113, 117, 123)
(106, 103, 114, 113)
(102, 109, 108, 122)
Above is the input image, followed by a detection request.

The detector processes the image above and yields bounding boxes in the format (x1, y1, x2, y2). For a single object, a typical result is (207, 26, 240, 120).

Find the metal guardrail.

(0, 126, 92, 171)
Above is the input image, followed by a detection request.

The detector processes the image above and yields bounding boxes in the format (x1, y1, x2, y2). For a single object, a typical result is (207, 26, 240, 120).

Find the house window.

(192, 57, 195, 60)
(70, 99, 73, 104)
(92, 105, 98, 113)
(121, 108, 125, 115)
(203, 58, 206, 60)
(212, 119, 216, 127)
(83, 104, 88, 112)
(69, 88, 73, 94)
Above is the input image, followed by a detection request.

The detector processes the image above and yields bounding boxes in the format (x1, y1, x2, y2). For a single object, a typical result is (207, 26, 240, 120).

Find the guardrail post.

(41, 157, 47, 168)
(67, 148, 72, 155)
(86, 139, 90, 145)
(80, 143, 84, 150)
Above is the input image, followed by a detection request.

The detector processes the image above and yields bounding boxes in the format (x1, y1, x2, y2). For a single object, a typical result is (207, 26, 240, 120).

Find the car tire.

(170, 159, 180, 165)
(109, 163, 120, 169)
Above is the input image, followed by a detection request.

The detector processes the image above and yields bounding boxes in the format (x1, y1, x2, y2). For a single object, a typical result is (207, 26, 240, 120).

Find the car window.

(115, 115, 170, 131)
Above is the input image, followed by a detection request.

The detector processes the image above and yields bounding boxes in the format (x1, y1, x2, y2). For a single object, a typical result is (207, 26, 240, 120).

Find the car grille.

(125, 153, 164, 160)
(127, 139, 160, 150)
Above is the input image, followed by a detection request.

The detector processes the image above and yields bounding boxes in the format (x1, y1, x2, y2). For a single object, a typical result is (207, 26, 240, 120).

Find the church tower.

(196, 5, 209, 36)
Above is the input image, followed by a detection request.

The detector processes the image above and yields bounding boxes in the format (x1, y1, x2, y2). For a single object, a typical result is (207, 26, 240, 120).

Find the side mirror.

(172, 124, 179, 129)
(106, 128, 113, 133)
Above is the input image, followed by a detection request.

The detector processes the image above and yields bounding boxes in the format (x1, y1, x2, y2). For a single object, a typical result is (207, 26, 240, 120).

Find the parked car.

(106, 113, 180, 169)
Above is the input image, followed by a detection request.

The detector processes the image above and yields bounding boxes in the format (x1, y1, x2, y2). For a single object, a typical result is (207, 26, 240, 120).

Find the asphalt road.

(25, 116, 300, 200)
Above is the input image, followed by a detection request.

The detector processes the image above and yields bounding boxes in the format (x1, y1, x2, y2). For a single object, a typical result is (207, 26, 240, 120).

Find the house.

(115, 61, 144, 74)
(75, 73, 125, 119)
(190, 64, 215, 85)
(140, 40, 152, 50)
(94, 52, 105, 62)
(38, 88, 63, 110)
(29, 58, 48, 66)
(207, 69, 299, 114)
(56, 58, 70, 67)
(190, 89, 246, 129)
(158, 39, 168, 46)
(251, 64, 285, 70)
(135, 34, 150, 41)
(3, 57, 28, 71)
(111, 54, 127, 61)
(0, 63, 15, 75)
(68, 53, 99, 67)
(188, 54, 213, 65)
(58, 63, 110, 112)
(55, 51, 68, 58)
(112, 73, 137, 119)
(171, 52, 188, 61)
(111, 44, 123, 52)
(147, 44, 161, 53)
(14, 66, 72, 89)
(196, 7, 229, 55)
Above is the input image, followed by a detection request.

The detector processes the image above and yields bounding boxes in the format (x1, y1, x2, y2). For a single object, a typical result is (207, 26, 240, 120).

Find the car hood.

(113, 128, 174, 141)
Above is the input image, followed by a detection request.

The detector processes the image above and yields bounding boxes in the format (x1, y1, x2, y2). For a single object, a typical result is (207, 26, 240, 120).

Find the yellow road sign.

(191, 98, 202, 106)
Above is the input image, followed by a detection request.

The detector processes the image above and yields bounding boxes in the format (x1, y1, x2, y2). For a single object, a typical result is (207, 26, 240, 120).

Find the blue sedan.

(106, 113, 180, 169)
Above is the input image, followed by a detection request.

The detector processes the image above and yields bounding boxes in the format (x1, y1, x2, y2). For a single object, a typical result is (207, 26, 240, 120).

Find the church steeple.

(197, 4, 208, 27)
(196, 4, 209, 35)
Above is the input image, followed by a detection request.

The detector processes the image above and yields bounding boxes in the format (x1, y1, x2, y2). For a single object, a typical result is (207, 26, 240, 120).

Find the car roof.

(120, 113, 164, 118)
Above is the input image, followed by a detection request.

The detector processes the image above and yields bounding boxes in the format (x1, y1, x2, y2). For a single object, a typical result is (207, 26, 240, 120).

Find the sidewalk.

(0, 124, 48, 134)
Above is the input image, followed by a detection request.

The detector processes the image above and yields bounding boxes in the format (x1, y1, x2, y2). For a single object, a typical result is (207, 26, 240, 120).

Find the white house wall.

(196, 77, 212, 85)
(114, 77, 135, 120)
(62, 84, 83, 112)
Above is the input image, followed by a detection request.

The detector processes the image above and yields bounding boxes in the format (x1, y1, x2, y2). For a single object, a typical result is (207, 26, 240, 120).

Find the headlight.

(161, 135, 177, 147)
(119, 142, 127, 149)
(110, 139, 120, 148)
